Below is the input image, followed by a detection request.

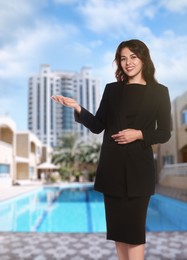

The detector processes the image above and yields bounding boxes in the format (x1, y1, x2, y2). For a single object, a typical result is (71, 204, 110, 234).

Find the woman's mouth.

(126, 67, 134, 72)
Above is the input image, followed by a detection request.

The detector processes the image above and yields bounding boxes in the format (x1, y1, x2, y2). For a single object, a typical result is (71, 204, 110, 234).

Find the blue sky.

(0, 0, 187, 130)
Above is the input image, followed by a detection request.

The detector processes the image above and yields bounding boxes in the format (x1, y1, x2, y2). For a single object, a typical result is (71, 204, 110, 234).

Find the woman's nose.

(126, 58, 130, 64)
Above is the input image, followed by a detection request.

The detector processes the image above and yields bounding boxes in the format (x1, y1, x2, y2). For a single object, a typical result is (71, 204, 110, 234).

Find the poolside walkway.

(0, 182, 187, 259)
(0, 232, 187, 259)
(0, 180, 43, 201)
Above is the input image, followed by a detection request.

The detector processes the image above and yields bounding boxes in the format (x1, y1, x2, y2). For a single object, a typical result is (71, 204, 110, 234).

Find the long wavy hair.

(114, 39, 157, 84)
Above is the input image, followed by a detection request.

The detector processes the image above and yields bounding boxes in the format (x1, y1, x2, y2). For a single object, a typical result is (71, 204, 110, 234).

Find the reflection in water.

(0, 186, 187, 232)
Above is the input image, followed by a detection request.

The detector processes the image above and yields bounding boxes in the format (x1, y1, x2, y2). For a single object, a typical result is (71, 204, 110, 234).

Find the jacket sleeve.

(74, 84, 109, 134)
(142, 86, 171, 147)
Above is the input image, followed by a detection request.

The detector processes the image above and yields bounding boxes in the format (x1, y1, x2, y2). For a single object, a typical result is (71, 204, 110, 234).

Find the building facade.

(159, 90, 187, 167)
(0, 117, 16, 185)
(156, 90, 187, 189)
(28, 65, 100, 147)
(74, 67, 101, 137)
(0, 116, 52, 185)
(15, 131, 42, 181)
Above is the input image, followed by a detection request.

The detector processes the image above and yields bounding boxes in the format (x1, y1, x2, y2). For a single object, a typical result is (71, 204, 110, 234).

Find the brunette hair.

(114, 39, 157, 84)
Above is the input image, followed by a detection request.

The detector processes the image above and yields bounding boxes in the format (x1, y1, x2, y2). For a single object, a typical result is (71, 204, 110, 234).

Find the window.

(44, 77, 47, 134)
(92, 85, 96, 114)
(0, 164, 10, 175)
(182, 109, 187, 125)
(86, 79, 89, 110)
(37, 83, 40, 130)
(80, 84, 83, 105)
(163, 155, 174, 165)
(29, 167, 34, 179)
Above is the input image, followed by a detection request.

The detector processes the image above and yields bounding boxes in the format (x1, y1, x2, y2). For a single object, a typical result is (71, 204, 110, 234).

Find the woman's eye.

(121, 57, 126, 61)
(131, 55, 137, 59)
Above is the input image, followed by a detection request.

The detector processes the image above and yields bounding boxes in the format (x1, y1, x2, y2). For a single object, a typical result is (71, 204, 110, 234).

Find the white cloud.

(0, 82, 28, 130)
(89, 40, 103, 48)
(73, 43, 92, 56)
(0, 0, 47, 47)
(0, 97, 12, 114)
(0, 21, 79, 79)
(76, 0, 187, 100)
(1, 0, 187, 129)
(146, 33, 187, 99)
(54, 0, 81, 4)
(94, 50, 116, 89)
(159, 0, 187, 13)
(78, 0, 153, 35)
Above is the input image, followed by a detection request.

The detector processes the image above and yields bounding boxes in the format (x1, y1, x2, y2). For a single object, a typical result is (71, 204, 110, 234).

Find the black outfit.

(75, 82, 171, 244)
(104, 84, 149, 244)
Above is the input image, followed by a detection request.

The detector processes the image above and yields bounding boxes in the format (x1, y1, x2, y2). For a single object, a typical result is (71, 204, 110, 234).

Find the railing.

(160, 163, 187, 181)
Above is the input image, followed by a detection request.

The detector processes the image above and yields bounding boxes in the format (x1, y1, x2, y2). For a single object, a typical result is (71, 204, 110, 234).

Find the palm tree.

(77, 141, 101, 164)
(52, 133, 80, 181)
(52, 133, 102, 182)
(76, 141, 101, 181)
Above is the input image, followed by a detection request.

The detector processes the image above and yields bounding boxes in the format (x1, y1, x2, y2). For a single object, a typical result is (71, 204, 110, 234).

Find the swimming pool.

(0, 184, 187, 232)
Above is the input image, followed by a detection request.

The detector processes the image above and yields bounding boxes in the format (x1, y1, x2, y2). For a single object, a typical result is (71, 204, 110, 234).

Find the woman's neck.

(127, 79, 146, 85)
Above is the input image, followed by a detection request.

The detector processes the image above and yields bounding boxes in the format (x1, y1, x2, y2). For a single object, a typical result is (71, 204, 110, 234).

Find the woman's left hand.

(111, 129, 143, 144)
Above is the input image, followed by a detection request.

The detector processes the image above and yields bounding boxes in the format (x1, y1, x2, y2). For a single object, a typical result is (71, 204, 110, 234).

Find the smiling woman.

(51, 39, 171, 260)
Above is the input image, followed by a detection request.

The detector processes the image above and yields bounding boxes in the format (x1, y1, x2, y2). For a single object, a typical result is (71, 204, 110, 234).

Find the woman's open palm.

(51, 95, 81, 112)
(51, 95, 77, 108)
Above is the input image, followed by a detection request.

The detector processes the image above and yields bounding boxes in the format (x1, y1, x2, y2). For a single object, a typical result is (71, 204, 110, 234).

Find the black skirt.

(104, 194, 150, 245)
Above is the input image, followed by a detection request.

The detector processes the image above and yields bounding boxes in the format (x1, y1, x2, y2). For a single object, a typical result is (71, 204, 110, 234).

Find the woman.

(51, 39, 171, 260)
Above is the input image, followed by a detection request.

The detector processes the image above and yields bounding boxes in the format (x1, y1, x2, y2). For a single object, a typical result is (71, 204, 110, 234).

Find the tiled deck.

(0, 182, 187, 259)
(0, 232, 187, 260)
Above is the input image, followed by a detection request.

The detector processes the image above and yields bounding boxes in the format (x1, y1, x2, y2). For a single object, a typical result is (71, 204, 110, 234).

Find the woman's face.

(120, 47, 144, 82)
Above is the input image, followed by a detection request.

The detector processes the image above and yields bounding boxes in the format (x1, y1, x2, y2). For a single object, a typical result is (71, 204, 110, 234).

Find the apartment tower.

(28, 65, 100, 147)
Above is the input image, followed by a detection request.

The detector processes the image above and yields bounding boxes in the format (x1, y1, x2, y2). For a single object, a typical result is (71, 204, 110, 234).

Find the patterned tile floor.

(0, 232, 187, 260)
(0, 183, 187, 259)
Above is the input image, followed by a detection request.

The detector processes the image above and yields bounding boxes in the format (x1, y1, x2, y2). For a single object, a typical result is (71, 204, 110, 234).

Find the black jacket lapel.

(118, 82, 128, 130)
(134, 84, 157, 129)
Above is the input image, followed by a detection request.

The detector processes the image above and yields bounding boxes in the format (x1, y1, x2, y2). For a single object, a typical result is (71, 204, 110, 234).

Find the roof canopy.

(37, 162, 59, 170)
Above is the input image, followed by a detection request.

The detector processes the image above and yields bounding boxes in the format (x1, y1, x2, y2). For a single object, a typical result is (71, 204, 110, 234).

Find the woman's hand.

(111, 129, 143, 144)
(51, 95, 81, 113)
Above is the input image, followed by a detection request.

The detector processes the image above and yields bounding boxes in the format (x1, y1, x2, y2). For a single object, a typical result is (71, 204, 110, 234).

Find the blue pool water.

(0, 184, 187, 232)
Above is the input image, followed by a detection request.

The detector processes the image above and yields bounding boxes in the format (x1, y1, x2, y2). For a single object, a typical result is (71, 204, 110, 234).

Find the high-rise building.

(28, 65, 100, 147)
(74, 67, 101, 137)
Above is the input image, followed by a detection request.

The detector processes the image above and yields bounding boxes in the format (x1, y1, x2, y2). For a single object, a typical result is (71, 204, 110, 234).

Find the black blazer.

(75, 82, 171, 197)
